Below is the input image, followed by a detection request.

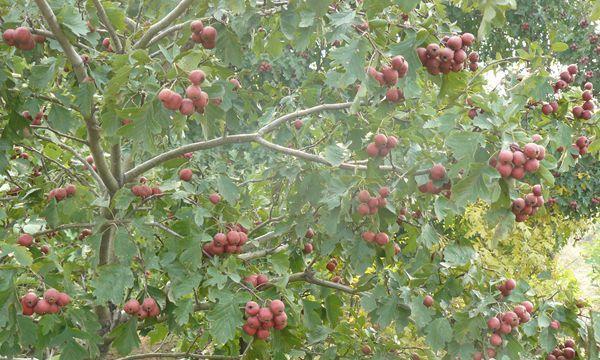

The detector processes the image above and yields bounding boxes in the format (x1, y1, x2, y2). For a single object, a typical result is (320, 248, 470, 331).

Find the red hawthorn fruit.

(55, 292, 70, 306)
(293, 119, 303, 129)
(34, 299, 51, 315)
(361, 231, 375, 243)
(461, 32, 475, 46)
(257, 307, 273, 322)
(582, 91, 592, 101)
(358, 190, 371, 203)
(511, 166, 525, 180)
(142, 297, 157, 312)
(188, 70, 206, 86)
(326, 260, 337, 272)
(137, 308, 148, 320)
(245, 301, 260, 316)
(256, 329, 270, 340)
(22, 292, 39, 308)
(246, 316, 260, 329)
(374, 232, 389, 245)
(2, 29, 16, 46)
(499, 323, 512, 334)
(532, 184, 542, 196)
(502, 311, 519, 327)
(305, 228, 315, 238)
(179, 99, 195, 115)
(200, 26, 217, 44)
(564, 339, 575, 348)
(381, 66, 399, 85)
(303, 243, 313, 254)
(269, 300, 285, 315)
(357, 203, 370, 216)
(378, 187, 390, 198)
(18, 233, 34, 247)
(366, 142, 379, 157)
(446, 35, 462, 50)
(429, 164, 446, 180)
(423, 295, 434, 307)
(179, 168, 193, 181)
(124, 299, 141, 315)
(550, 320, 560, 329)
(487, 317, 501, 330)
(524, 158, 540, 172)
(521, 301, 534, 313)
(505, 279, 516, 290)
(489, 333, 502, 347)
(226, 230, 240, 245)
(190, 20, 204, 33)
(584, 82, 593, 90)
(373, 134, 388, 147)
(242, 323, 257, 336)
(244, 275, 258, 288)
(362, 345, 372, 355)
(22, 302, 34, 316)
(256, 274, 269, 286)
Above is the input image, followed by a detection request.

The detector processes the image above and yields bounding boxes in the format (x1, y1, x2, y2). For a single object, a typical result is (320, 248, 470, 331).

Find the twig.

(133, 0, 196, 49)
(92, 0, 123, 53)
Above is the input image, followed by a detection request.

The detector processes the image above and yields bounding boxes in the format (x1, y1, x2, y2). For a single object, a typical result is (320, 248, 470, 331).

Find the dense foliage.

(0, 1, 598, 359)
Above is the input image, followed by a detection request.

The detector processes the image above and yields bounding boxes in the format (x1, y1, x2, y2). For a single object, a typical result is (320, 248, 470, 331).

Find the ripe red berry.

(429, 164, 446, 180)
(142, 297, 157, 312)
(487, 317, 501, 330)
(461, 33, 475, 46)
(179, 168, 193, 181)
(303, 243, 313, 254)
(22, 292, 39, 308)
(245, 301, 260, 316)
(269, 300, 285, 316)
(123, 299, 140, 315)
(256, 329, 270, 340)
(34, 299, 51, 314)
(489, 333, 502, 347)
(423, 295, 434, 307)
(18, 233, 34, 247)
(374, 232, 389, 245)
(256, 274, 269, 286)
(43, 288, 60, 304)
(257, 307, 273, 322)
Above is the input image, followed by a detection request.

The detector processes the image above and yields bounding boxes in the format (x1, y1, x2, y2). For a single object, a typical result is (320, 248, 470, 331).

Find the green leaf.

(551, 42, 568, 52)
(425, 318, 453, 351)
(321, 145, 348, 166)
(269, 251, 290, 275)
(60, 340, 87, 360)
(206, 294, 243, 345)
(443, 244, 475, 266)
(109, 319, 140, 355)
(417, 224, 439, 248)
(91, 264, 134, 304)
(216, 174, 240, 204)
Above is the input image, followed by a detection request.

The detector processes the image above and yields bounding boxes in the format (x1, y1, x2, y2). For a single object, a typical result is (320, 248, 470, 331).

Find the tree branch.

(92, 0, 123, 53)
(145, 20, 192, 48)
(31, 222, 93, 237)
(258, 102, 353, 135)
(111, 141, 122, 186)
(115, 353, 238, 360)
(123, 133, 258, 181)
(33, 0, 87, 82)
(133, 0, 196, 49)
(34, 134, 106, 192)
(31, 126, 88, 145)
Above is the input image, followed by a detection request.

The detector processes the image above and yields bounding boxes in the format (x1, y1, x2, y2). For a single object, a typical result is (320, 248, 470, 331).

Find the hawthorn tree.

(0, 1, 598, 359)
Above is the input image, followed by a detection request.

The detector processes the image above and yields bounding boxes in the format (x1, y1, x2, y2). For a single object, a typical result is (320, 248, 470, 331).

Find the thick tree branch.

(92, 0, 123, 53)
(111, 141, 122, 186)
(33, 0, 118, 194)
(258, 102, 353, 135)
(133, 0, 196, 49)
(239, 243, 288, 261)
(123, 133, 257, 181)
(33, 0, 87, 82)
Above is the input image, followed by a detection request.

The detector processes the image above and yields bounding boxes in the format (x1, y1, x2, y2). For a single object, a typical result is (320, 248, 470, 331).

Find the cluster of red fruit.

(85, 155, 98, 171)
(418, 164, 451, 197)
(17, 233, 49, 254)
(540, 101, 559, 115)
(21, 289, 70, 316)
(203, 225, 249, 257)
(496, 278, 517, 297)
(571, 135, 590, 158)
(365, 55, 408, 103)
(11, 146, 30, 160)
(244, 273, 269, 288)
(360, 231, 389, 246)
(553, 64, 579, 93)
(547, 339, 577, 360)
(356, 187, 389, 216)
(303, 228, 314, 254)
(159, 69, 210, 115)
(131, 184, 162, 198)
(511, 184, 544, 222)
(572, 82, 595, 120)
(491, 141, 545, 179)
(47, 184, 77, 202)
(22, 109, 45, 125)
(190, 20, 217, 49)
(242, 300, 287, 340)
(2, 27, 44, 51)
(324, 259, 342, 283)
(365, 133, 398, 158)
(101, 38, 113, 52)
(123, 297, 160, 319)
(258, 61, 272, 73)
(487, 300, 534, 347)
(416, 33, 478, 75)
